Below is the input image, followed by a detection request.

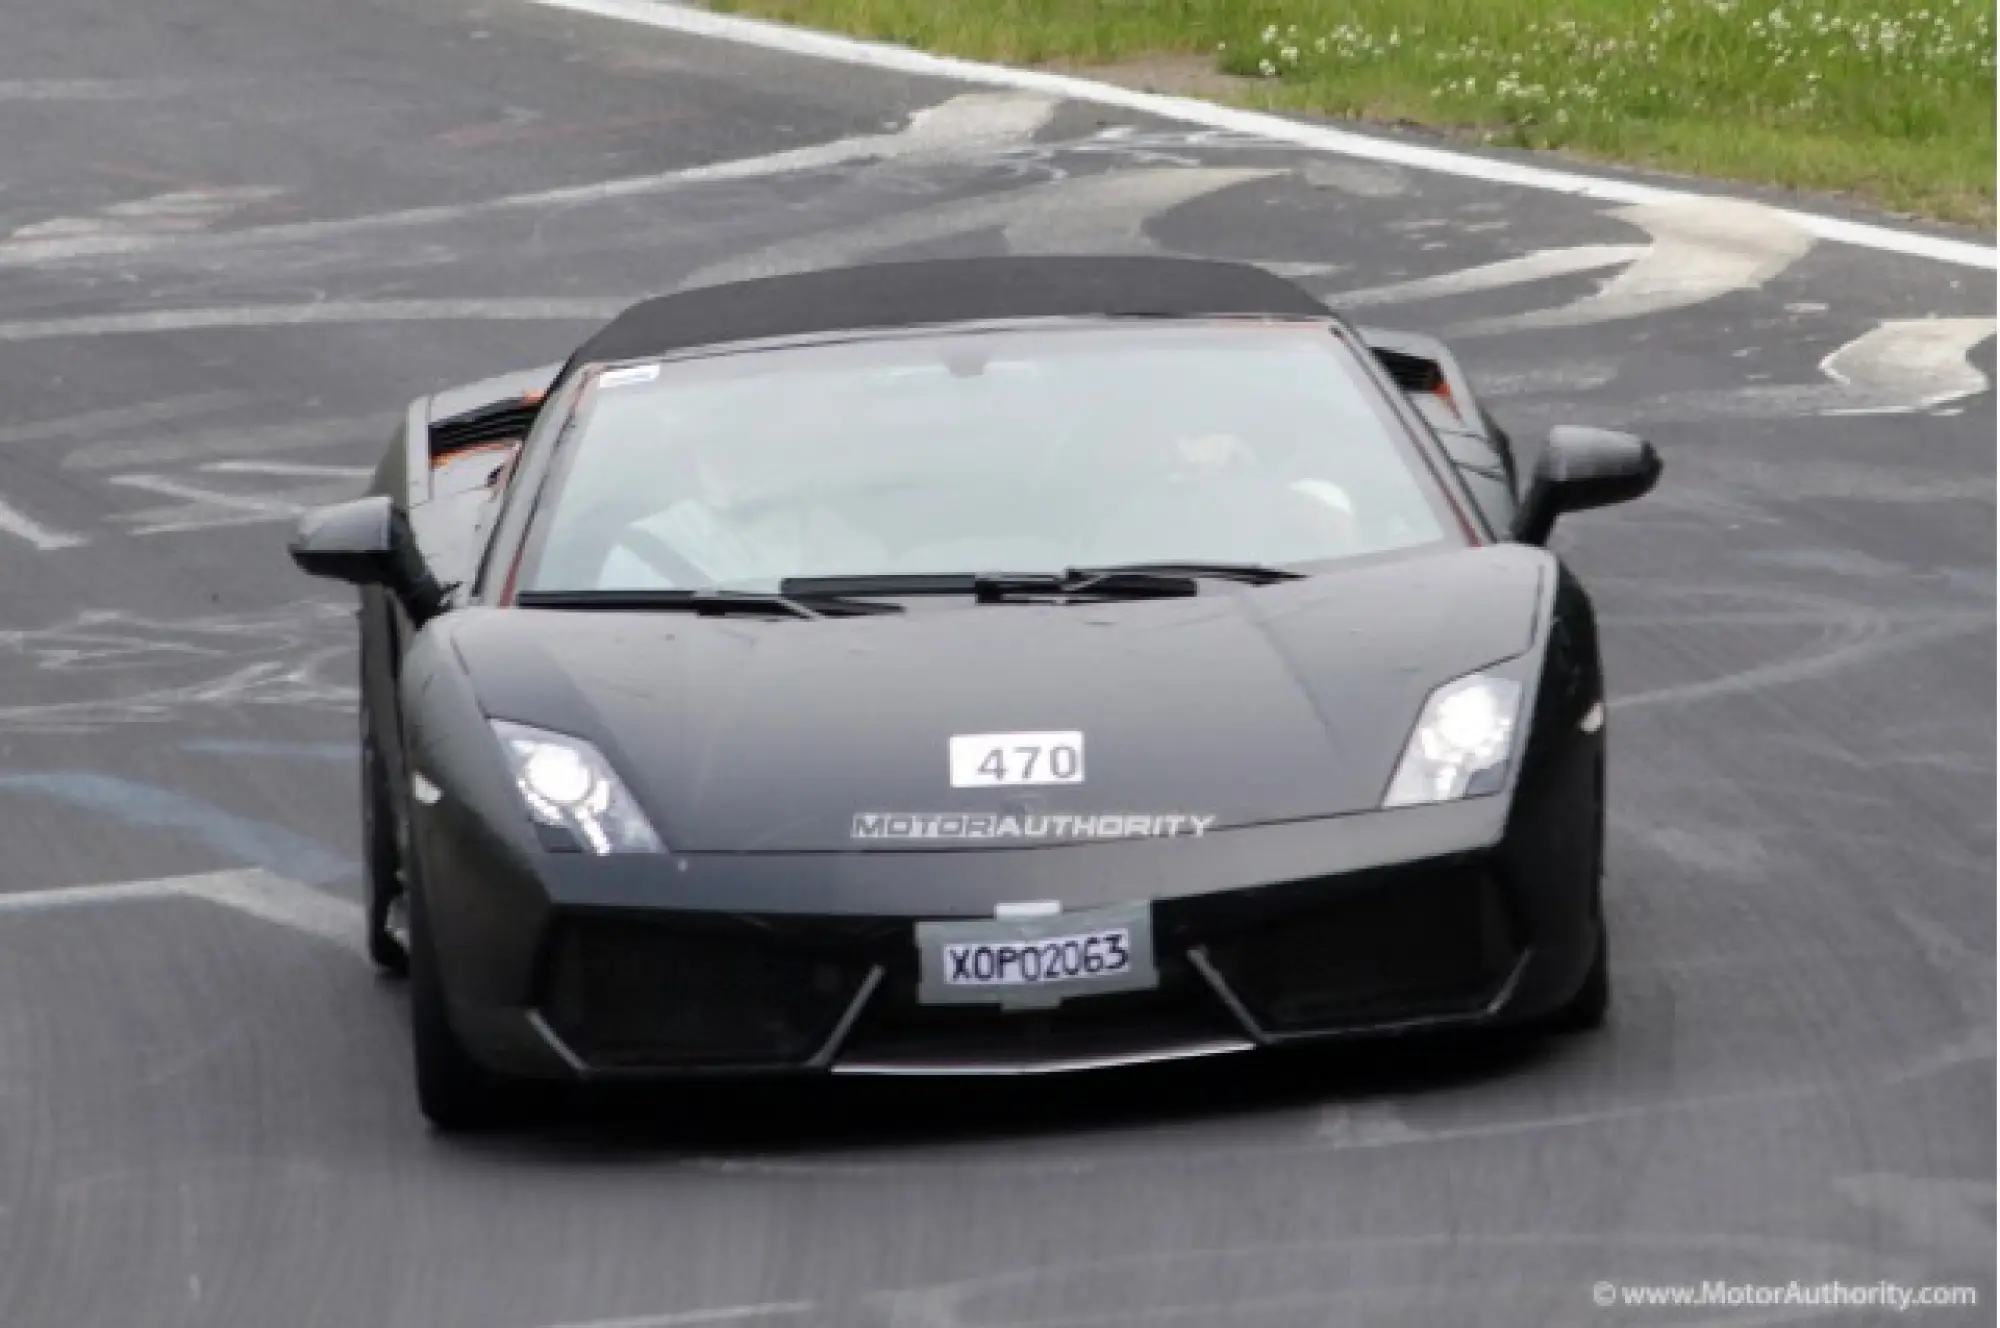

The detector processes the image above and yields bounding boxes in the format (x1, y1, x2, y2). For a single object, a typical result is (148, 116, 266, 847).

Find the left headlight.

(491, 719, 665, 854)
(1382, 672, 1525, 808)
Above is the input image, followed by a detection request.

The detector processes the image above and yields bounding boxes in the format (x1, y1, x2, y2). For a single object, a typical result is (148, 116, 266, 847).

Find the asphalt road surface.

(0, 0, 1993, 1324)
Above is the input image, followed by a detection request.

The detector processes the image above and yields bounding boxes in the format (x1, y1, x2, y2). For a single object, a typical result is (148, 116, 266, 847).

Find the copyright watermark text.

(1592, 1280, 1978, 1313)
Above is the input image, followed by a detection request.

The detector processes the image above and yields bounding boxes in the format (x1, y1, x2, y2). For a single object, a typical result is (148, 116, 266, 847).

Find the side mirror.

(288, 496, 448, 623)
(288, 496, 398, 586)
(1511, 426, 1661, 545)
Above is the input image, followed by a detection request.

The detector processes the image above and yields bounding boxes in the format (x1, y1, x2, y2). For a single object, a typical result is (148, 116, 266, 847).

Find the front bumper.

(414, 766, 1603, 1081)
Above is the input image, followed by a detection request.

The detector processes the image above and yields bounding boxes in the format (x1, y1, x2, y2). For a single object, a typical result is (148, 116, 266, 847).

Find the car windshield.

(517, 322, 1466, 595)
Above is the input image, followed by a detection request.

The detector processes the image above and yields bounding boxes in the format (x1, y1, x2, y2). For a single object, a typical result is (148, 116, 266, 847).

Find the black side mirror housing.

(1511, 426, 1662, 545)
(288, 496, 398, 586)
(288, 496, 448, 624)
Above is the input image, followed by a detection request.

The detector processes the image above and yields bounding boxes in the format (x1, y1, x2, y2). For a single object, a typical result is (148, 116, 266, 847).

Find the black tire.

(1543, 774, 1611, 1034)
(360, 731, 409, 977)
(1542, 923, 1610, 1033)
(407, 881, 530, 1132)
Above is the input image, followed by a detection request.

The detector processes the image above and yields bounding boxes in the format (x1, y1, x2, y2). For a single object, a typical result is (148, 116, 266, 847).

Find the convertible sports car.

(287, 255, 1660, 1130)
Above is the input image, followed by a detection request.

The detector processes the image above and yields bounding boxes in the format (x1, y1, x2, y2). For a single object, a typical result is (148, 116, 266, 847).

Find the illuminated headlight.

(1382, 673, 1525, 808)
(491, 720, 664, 854)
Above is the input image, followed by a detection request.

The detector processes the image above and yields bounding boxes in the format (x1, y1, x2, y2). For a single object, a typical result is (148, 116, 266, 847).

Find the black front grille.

(1201, 863, 1520, 1034)
(537, 916, 872, 1069)
(837, 946, 1244, 1068)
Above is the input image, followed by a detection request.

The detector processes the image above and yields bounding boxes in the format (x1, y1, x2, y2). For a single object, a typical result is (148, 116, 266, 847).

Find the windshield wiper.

(515, 589, 903, 619)
(1064, 561, 1305, 585)
(971, 569, 1199, 601)
(780, 564, 1302, 604)
(779, 571, 1198, 602)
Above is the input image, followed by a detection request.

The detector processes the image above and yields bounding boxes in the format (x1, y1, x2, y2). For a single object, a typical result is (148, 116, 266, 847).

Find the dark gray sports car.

(287, 256, 1660, 1130)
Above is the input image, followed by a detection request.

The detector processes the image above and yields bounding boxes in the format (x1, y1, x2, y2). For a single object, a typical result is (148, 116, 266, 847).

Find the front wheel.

(408, 879, 533, 1132)
(360, 732, 409, 977)
(1540, 924, 1610, 1033)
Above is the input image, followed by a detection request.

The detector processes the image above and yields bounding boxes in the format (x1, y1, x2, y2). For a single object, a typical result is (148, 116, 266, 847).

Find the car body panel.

(430, 543, 1550, 851)
(408, 703, 1601, 1079)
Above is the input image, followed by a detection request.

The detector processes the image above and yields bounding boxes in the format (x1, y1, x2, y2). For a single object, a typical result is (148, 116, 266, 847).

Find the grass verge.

(711, 0, 1996, 227)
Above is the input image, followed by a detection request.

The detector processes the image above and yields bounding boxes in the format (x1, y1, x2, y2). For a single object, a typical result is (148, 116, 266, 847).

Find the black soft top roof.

(554, 256, 1333, 388)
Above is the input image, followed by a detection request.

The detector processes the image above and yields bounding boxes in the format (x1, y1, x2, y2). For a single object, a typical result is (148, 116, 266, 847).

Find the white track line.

(536, 1303, 814, 1328)
(1329, 244, 1643, 307)
(0, 493, 86, 551)
(531, 0, 1996, 271)
(202, 460, 375, 479)
(0, 298, 624, 342)
(0, 869, 362, 954)
(0, 93, 1053, 267)
(0, 876, 195, 912)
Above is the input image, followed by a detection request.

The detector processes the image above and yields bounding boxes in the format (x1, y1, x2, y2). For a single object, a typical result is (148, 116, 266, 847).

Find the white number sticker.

(949, 731, 1085, 788)
(599, 364, 660, 388)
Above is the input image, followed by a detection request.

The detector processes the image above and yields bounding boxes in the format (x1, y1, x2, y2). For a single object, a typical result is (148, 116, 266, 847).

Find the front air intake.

(536, 915, 872, 1069)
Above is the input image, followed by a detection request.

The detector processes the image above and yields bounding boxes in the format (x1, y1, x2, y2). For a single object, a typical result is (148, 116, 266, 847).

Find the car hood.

(443, 545, 1551, 852)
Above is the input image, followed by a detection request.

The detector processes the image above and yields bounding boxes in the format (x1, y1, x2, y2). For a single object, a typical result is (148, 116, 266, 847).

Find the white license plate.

(916, 902, 1157, 1007)
(942, 928, 1132, 987)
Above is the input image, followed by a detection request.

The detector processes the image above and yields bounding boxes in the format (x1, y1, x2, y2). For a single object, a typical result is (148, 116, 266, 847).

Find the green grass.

(712, 0, 1997, 226)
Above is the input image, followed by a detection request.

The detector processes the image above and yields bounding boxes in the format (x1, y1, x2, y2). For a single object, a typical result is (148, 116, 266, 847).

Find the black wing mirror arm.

(288, 495, 451, 626)
(383, 507, 452, 625)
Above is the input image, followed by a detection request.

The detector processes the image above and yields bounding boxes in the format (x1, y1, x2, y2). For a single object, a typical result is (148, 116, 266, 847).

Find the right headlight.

(491, 719, 664, 854)
(1382, 672, 1525, 808)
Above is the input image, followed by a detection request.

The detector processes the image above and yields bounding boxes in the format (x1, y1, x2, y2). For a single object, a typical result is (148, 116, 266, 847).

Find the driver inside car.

(596, 431, 891, 589)
(1083, 424, 1362, 567)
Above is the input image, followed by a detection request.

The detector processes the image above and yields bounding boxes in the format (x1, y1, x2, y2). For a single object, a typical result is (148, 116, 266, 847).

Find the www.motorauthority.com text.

(1593, 1280, 1978, 1313)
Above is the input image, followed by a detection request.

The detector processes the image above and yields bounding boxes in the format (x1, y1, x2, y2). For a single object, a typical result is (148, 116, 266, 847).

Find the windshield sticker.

(599, 364, 660, 388)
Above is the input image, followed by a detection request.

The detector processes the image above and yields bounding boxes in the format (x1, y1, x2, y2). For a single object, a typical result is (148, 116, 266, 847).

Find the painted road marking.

(107, 472, 366, 536)
(0, 868, 361, 953)
(0, 298, 624, 343)
(6, 187, 286, 243)
(0, 876, 206, 913)
(1820, 317, 1998, 415)
(529, 0, 1995, 271)
(202, 460, 375, 480)
(64, 416, 394, 471)
(1622, 318, 1997, 422)
(0, 79, 179, 101)
(675, 166, 1282, 289)
(1452, 198, 1817, 335)
(0, 601, 356, 735)
(0, 493, 87, 550)
(536, 1304, 815, 1328)
(178, 739, 355, 761)
(0, 92, 1056, 267)
(0, 773, 355, 885)
(0, 392, 251, 448)
(1328, 244, 1644, 309)
(108, 474, 310, 531)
